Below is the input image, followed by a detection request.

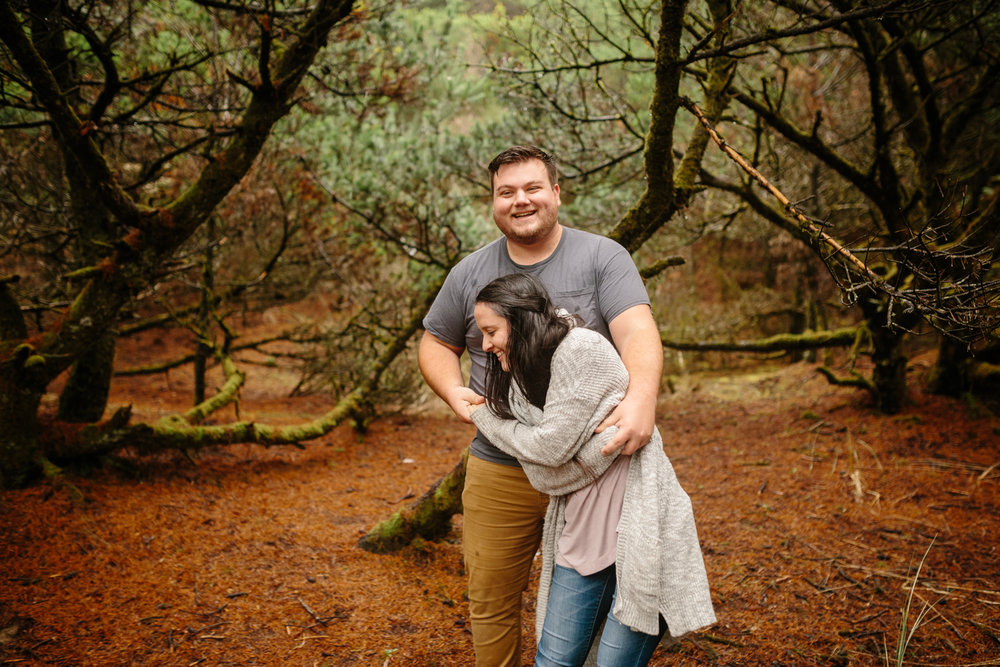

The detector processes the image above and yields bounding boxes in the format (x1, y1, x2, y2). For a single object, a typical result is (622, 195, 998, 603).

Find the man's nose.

(513, 189, 529, 204)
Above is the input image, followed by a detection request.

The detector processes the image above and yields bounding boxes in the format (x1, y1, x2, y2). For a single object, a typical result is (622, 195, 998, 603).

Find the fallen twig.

(189, 621, 228, 636)
(700, 632, 744, 647)
(297, 597, 327, 627)
(911, 459, 999, 476)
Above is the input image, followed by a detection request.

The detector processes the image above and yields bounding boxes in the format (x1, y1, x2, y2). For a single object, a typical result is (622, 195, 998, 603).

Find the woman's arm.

(471, 330, 628, 467)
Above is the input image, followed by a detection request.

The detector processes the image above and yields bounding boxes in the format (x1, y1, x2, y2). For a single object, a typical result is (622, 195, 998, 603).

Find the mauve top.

(556, 454, 631, 575)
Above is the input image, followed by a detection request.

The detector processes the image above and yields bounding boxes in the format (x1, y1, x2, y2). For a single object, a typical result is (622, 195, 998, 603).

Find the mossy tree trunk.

(37, 0, 118, 426)
(0, 0, 357, 487)
(856, 287, 918, 415)
(868, 326, 908, 414)
(612, 0, 733, 253)
(926, 337, 971, 396)
(660, 326, 861, 353)
(57, 331, 117, 423)
(0, 278, 43, 487)
(358, 450, 468, 553)
(0, 375, 44, 489)
(0, 319, 43, 488)
(928, 337, 1000, 397)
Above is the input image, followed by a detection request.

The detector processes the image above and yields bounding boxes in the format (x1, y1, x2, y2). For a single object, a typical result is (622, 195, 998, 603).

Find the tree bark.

(661, 326, 861, 353)
(858, 292, 912, 414)
(0, 276, 27, 341)
(358, 450, 468, 553)
(926, 337, 971, 396)
(1, 278, 42, 486)
(871, 344, 908, 414)
(0, 386, 43, 489)
(0, 351, 45, 488)
(968, 359, 1000, 393)
(610, 0, 686, 251)
(928, 337, 1000, 397)
(57, 331, 116, 423)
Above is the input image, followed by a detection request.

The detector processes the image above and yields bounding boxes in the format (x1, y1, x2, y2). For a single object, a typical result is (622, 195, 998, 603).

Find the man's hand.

(596, 390, 655, 456)
(465, 399, 485, 420)
(418, 331, 483, 423)
(446, 386, 484, 424)
(603, 304, 663, 456)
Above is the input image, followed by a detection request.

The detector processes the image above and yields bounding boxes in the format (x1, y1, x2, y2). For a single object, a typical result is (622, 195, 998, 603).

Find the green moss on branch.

(662, 326, 862, 353)
(357, 450, 468, 553)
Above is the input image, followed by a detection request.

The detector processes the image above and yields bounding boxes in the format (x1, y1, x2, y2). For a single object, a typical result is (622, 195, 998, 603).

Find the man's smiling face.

(491, 158, 561, 248)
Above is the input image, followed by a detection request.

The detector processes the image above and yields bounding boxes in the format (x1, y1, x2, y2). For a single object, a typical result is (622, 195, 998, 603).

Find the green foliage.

(0, 1, 297, 306)
(480, 0, 660, 232)
(277, 1, 534, 400)
(302, 1, 517, 260)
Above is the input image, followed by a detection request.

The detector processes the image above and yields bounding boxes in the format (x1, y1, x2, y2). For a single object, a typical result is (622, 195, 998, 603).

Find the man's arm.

(598, 304, 663, 455)
(418, 330, 483, 424)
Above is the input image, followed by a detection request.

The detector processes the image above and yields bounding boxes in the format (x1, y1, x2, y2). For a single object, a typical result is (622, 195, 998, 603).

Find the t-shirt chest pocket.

(548, 288, 599, 329)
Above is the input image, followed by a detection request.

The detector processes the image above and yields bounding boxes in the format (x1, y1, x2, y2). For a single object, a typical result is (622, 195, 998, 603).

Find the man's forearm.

(418, 333, 464, 400)
(613, 306, 663, 408)
(418, 331, 480, 423)
(620, 325, 662, 407)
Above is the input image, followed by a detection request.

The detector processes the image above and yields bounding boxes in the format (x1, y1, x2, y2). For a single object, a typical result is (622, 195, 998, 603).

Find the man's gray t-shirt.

(423, 226, 651, 466)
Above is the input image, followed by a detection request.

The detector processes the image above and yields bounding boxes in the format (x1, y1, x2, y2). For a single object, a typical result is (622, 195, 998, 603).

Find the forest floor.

(2, 308, 1000, 666)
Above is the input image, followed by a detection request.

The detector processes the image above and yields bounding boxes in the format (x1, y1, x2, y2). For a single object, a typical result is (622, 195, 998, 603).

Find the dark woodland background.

(2, 1, 999, 664)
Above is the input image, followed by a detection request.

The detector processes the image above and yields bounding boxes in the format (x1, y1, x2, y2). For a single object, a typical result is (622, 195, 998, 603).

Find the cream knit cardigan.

(471, 327, 716, 641)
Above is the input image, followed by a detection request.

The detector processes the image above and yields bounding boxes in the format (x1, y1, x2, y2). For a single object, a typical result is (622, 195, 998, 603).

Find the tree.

(0, 0, 358, 488)
(489, 0, 1000, 413)
(716, 0, 999, 410)
(361, 0, 1000, 552)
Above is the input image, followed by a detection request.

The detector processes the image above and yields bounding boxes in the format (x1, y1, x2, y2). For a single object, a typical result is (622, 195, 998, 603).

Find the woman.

(467, 273, 715, 667)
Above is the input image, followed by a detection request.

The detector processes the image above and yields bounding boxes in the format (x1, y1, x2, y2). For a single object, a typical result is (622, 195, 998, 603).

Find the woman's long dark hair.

(476, 273, 576, 418)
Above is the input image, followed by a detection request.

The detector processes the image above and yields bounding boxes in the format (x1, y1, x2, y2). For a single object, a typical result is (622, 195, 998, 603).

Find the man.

(419, 145, 663, 666)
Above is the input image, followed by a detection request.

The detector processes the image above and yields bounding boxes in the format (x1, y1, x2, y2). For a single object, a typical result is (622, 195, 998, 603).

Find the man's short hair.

(488, 145, 559, 188)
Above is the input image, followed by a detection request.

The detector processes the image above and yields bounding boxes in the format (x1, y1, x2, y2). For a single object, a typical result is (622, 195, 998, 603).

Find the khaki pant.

(462, 455, 548, 666)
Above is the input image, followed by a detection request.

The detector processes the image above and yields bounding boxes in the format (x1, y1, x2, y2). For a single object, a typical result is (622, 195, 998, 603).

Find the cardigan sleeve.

(518, 429, 622, 496)
(471, 329, 628, 468)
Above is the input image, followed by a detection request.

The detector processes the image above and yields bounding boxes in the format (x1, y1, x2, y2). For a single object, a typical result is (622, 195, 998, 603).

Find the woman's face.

(474, 302, 511, 371)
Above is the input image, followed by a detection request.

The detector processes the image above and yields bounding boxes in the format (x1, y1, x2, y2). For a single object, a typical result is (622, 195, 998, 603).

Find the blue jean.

(535, 564, 665, 667)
